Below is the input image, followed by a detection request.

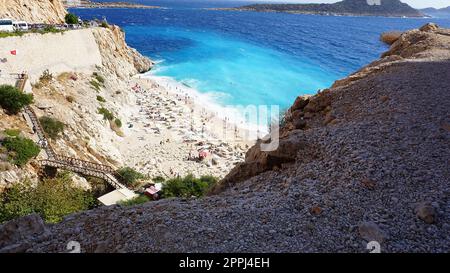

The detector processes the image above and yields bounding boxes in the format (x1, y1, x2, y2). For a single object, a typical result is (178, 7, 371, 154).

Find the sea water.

(71, 0, 450, 109)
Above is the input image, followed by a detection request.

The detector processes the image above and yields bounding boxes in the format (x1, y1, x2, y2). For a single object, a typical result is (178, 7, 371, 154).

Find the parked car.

(13, 21, 28, 31)
(0, 18, 14, 32)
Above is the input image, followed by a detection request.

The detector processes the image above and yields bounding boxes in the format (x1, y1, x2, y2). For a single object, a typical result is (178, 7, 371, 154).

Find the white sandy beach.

(115, 74, 261, 179)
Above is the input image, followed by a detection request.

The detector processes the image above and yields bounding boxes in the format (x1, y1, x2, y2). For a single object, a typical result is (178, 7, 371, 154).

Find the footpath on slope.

(15, 74, 136, 203)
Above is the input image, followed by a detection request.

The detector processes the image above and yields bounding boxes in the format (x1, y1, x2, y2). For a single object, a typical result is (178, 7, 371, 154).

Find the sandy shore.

(116, 75, 258, 179)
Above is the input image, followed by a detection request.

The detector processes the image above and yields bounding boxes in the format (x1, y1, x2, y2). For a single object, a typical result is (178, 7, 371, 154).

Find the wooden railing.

(16, 75, 127, 190)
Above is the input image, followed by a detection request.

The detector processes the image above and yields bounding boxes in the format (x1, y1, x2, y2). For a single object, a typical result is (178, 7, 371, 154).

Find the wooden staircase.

(16, 75, 127, 190)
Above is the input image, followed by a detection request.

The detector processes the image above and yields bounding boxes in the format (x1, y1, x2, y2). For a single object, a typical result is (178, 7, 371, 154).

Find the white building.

(97, 188, 138, 206)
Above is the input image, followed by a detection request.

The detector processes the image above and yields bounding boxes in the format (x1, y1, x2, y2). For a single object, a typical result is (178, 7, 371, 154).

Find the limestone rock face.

(92, 25, 153, 79)
(0, 0, 67, 24)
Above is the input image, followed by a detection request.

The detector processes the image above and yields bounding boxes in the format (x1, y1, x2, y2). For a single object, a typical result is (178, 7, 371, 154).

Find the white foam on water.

(138, 72, 272, 138)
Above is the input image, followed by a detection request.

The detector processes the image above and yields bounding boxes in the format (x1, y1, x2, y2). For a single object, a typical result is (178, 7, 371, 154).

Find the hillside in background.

(226, 0, 424, 17)
(421, 6, 450, 18)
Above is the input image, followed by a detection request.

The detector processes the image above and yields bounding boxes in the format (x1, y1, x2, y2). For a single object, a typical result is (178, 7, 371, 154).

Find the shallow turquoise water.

(72, 3, 450, 108)
(128, 26, 338, 107)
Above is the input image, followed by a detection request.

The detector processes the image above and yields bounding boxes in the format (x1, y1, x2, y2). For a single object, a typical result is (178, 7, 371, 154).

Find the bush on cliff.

(39, 69, 53, 83)
(0, 85, 33, 114)
(3, 129, 21, 137)
(2, 136, 40, 166)
(161, 174, 218, 198)
(65, 13, 79, 25)
(100, 21, 109, 28)
(39, 116, 65, 140)
(0, 173, 96, 224)
(117, 167, 145, 187)
(93, 72, 105, 84)
(114, 118, 122, 128)
(118, 194, 151, 207)
(98, 107, 114, 121)
(96, 95, 106, 102)
(90, 80, 102, 92)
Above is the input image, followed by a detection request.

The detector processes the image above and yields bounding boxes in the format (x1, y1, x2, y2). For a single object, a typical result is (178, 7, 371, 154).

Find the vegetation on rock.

(0, 173, 96, 224)
(96, 95, 106, 102)
(65, 13, 79, 24)
(117, 167, 145, 188)
(161, 175, 218, 198)
(118, 194, 151, 206)
(0, 85, 33, 114)
(1, 136, 40, 166)
(98, 107, 114, 121)
(3, 129, 21, 137)
(39, 116, 65, 140)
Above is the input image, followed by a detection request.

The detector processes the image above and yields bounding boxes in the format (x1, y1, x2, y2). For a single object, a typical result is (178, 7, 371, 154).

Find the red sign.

(10, 50, 16, 55)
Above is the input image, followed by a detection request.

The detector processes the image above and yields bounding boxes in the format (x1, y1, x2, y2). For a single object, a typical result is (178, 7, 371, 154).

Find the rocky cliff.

(92, 25, 153, 79)
(0, 25, 152, 191)
(1, 23, 448, 253)
(0, 0, 67, 24)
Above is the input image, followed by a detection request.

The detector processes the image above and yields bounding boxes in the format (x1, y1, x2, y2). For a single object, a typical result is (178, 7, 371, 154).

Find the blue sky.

(253, 0, 450, 9)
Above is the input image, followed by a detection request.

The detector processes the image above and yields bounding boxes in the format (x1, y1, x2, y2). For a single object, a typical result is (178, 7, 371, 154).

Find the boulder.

(415, 202, 437, 224)
(0, 214, 48, 250)
(291, 96, 310, 111)
(358, 221, 387, 243)
(211, 131, 308, 194)
(420, 23, 439, 32)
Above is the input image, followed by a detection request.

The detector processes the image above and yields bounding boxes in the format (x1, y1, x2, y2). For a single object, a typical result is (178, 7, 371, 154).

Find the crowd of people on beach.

(125, 78, 248, 179)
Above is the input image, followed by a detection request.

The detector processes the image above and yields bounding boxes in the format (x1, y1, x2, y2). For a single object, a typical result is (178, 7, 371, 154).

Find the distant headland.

(215, 0, 424, 18)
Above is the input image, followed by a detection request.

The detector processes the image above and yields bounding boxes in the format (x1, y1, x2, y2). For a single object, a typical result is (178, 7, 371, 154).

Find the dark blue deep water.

(71, 0, 450, 108)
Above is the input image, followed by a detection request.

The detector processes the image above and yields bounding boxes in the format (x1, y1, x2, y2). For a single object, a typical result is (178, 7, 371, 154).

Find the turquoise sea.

(71, 0, 450, 108)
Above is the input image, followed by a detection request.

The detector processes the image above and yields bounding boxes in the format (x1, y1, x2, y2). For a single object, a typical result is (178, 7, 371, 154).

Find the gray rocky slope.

(1, 23, 449, 253)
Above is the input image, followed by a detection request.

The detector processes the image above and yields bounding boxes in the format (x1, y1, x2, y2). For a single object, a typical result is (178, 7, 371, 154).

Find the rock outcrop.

(0, 3, 153, 190)
(92, 25, 153, 79)
(0, 0, 67, 24)
(1, 24, 449, 253)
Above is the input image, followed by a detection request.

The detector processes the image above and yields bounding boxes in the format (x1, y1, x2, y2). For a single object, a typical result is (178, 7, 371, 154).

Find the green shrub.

(39, 69, 53, 83)
(114, 118, 122, 128)
(100, 21, 109, 28)
(93, 72, 105, 84)
(66, 95, 75, 103)
(152, 176, 165, 183)
(0, 173, 96, 224)
(65, 13, 79, 24)
(161, 174, 218, 198)
(90, 80, 101, 92)
(32, 26, 63, 35)
(4, 129, 21, 137)
(98, 107, 114, 121)
(0, 30, 24, 39)
(118, 194, 151, 207)
(2, 136, 40, 166)
(0, 85, 33, 114)
(96, 95, 106, 102)
(117, 167, 145, 187)
(39, 116, 65, 140)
